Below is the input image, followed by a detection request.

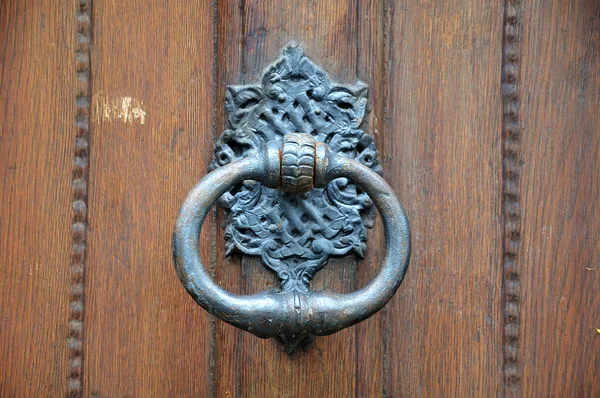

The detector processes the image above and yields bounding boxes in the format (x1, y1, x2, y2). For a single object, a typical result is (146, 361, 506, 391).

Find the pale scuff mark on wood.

(93, 93, 147, 125)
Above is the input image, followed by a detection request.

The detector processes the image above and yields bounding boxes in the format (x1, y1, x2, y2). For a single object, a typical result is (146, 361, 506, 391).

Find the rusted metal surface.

(173, 45, 411, 354)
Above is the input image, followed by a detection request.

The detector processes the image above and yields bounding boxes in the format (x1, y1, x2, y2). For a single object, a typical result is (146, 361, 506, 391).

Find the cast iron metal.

(173, 44, 411, 354)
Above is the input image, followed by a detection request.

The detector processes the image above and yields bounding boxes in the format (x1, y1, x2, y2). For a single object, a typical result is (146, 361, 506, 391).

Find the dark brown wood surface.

(384, 2, 505, 396)
(1, 0, 599, 396)
(0, 1, 75, 395)
(518, 0, 600, 396)
(82, 0, 215, 396)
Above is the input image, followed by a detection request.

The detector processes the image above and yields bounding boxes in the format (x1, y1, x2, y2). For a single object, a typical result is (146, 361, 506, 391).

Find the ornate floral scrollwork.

(211, 43, 382, 293)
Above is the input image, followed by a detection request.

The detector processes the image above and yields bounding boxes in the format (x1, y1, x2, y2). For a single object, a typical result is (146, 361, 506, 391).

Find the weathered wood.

(384, 2, 504, 396)
(213, 3, 246, 397)
(0, 0, 75, 395)
(3, 1, 600, 396)
(518, 0, 600, 395)
(83, 1, 215, 395)
(356, 1, 386, 396)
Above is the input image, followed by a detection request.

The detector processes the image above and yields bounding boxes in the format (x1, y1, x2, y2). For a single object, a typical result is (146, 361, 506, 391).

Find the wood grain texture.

(213, 2, 245, 396)
(0, 0, 75, 395)
(383, 2, 504, 396)
(518, 0, 600, 395)
(83, 1, 215, 395)
(356, 1, 386, 396)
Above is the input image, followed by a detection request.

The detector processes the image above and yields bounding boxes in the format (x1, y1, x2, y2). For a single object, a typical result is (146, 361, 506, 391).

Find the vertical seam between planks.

(354, 2, 361, 397)
(70, 0, 93, 396)
(239, 0, 246, 86)
(237, 2, 246, 395)
(355, 0, 360, 80)
(501, 1, 523, 395)
(209, 1, 219, 396)
(381, 0, 390, 396)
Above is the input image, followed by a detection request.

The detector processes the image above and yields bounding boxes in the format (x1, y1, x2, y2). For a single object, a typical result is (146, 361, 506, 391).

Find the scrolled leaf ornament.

(211, 43, 382, 293)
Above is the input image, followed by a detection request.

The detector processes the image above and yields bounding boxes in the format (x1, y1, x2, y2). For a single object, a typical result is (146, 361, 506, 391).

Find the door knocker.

(173, 43, 410, 354)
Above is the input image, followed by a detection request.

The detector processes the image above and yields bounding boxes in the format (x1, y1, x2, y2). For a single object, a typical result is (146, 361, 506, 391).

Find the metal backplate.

(211, 43, 382, 293)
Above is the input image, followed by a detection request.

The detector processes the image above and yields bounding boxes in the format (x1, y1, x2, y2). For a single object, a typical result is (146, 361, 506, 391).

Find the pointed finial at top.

(282, 41, 304, 58)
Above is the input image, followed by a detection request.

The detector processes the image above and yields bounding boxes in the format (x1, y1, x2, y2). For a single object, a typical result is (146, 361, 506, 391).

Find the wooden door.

(1, 0, 599, 396)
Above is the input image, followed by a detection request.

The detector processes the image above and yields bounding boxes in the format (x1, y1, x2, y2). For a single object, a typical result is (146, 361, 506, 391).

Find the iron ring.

(173, 139, 410, 351)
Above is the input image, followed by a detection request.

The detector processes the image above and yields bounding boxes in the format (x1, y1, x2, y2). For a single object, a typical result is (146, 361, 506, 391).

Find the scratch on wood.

(501, 1, 523, 396)
(70, 0, 92, 396)
(93, 93, 147, 125)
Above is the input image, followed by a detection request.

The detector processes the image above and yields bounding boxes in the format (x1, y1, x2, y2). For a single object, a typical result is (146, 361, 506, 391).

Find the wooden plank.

(83, 1, 215, 395)
(213, 2, 245, 396)
(0, 0, 75, 395)
(356, 1, 386, 396)
(384, 2, 504, 396)
(212, 1, 387, 396)
(518, 1, 600, 395)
